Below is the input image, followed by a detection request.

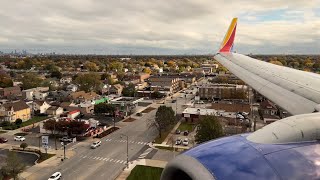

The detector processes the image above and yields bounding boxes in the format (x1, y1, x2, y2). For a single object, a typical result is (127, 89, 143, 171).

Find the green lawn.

(127, 165, 163, 180)
(154, 146, 180, 152)
(21, 116, 48, 127)
(154, 123, 176, 144)
(177, 122, 194, 132)
(37, 153, 55, 163)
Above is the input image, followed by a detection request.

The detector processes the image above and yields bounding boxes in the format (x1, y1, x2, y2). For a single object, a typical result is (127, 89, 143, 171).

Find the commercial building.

(198, 84, 247, 100)
(149, 75, 180, 94)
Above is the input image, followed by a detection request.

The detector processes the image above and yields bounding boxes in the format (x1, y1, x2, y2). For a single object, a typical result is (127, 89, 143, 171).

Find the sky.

(0, 0, 319, 55)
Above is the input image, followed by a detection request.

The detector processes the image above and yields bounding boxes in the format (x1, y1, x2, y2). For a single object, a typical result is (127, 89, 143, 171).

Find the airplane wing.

(214, 18, 320, 115)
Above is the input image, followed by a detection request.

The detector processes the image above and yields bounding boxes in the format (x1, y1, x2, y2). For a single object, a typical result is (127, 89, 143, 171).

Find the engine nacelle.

(161, 113, 320, 180)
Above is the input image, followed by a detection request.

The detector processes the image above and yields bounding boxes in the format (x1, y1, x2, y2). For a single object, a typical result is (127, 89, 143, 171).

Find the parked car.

(183, 130, 189, 136)
(48, 172, 62, 180)
(175, 129, 181, 134)
(59, 137, 73, 142)
(172, 100, 177, 103)
(182, 138, 189, 146)
(175, 138, 182, 145)
(14, 136, 25, 141)
(91, 140, 102, 149)
(0, 137, 8, 143)
(136, 112, 142, 116)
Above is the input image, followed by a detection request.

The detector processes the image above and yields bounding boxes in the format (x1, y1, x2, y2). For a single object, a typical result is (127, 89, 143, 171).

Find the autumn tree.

(84, 61, 99, 72)
(0, 75, 13, 88)
(142, 67, 152, 74)
(21, 73, 43, 89)
(195, 115, 224, 144)
(74, 73, 102, 92)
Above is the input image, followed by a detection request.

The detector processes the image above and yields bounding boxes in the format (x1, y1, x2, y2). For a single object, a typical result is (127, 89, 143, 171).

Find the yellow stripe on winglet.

(220, 18, 238, 48)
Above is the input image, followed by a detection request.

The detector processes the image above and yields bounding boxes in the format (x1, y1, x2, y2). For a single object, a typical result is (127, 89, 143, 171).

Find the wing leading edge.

(214, 18, 320, 115)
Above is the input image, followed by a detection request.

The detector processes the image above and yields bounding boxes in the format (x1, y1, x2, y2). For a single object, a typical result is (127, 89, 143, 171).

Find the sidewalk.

(162, 121, 181, 145)
(116, 159, 167, 180)
(0, 142, 75, 180)
(20, 147, 75, 180)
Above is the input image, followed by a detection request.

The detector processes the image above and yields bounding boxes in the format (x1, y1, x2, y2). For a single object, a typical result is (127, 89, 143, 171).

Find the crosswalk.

(138, 148, 153, 159)
(105, 138, 149, 145)
(79, 155, 127, 164)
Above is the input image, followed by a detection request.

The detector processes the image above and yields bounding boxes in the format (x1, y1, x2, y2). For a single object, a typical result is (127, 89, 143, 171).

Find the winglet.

(219, 18, 238, 53)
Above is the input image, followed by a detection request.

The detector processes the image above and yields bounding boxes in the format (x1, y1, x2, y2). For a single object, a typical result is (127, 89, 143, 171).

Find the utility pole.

(120, 134, 129, 168)
(54, 123, 57, 150)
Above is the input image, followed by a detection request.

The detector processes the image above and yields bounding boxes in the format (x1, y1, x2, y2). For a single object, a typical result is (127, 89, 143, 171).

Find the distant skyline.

(0, 0, 319, 55)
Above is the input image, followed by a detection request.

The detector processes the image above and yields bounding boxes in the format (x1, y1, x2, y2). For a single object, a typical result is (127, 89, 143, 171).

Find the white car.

(175, 138, 182, 145)
(14, 136, 25, 141)
(182, 138, 189, 146)
(48, 172, 62, 180)
(91, 140, 101, 149)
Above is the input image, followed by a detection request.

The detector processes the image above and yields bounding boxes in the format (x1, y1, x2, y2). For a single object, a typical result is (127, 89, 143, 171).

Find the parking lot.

(0, 148, 38, 168)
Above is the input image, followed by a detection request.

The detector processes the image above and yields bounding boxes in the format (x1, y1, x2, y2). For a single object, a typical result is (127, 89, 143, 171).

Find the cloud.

(0, 0, 319, 54)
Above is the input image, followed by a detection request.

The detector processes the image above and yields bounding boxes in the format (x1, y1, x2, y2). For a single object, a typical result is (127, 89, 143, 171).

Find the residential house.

(0, 86, 22, 98)
(46, 106, 63, 117)
(47, 90, 70, 102)
(33, 101, 51, 114)
(60, 77, 72, 84)
(260, 100, 278, 116)
(69, 91, 100, 104)
(0, 101, 31, 122)
(33, 90, 49, 100)
(66, 84, 78, 92)
(109, 84, 123, 96)
(23, 87, 49, 100)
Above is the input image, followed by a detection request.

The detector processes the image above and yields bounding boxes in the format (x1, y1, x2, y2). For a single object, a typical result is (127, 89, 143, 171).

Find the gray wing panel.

(214, 53, 318, 115)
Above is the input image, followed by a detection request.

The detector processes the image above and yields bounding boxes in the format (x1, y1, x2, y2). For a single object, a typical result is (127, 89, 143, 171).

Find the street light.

(120, 134, 129, 168)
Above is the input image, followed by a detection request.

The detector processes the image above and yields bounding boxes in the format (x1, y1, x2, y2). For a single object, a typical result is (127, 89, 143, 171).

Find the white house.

(66, 84, 78, 92)
(46, 106, 63, 117)
(33, 91, 49, 100)
(33, 101, 51, 114)
(60, 77, 72, 84)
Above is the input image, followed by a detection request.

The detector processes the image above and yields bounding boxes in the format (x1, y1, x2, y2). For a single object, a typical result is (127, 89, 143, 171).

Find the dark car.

(175, 129, 181, 134)
(183, 130, 189, 136)
(0, 137, 8, 143)
(136, 112, 142, 116)
(172, 100, 177, 103)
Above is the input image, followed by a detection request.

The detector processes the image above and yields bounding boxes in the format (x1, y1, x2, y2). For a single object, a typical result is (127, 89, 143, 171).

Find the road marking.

(138, 148, 153, 159)
(116, 160, 120, 163)
(119, 160, 124, 163)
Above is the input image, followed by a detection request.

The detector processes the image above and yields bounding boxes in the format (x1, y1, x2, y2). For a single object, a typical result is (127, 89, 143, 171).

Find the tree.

(84, 61, 99, 72)
(0, 75, 13, 88)
(269, 60, 283, 66)
(150, 106, 175, 138)
(21, 73, 43, 89)
(122, 83, 136, 97)
(195, 115, 224, 144)
(74, 73, 102, 92)
(20, 143, 28, 150)
(1, 151, 25, 180)
(50, 70, 62, 79)
(142, 68, 152, 74)
(94, 103, 116, 114)
(15, 119, 22, 127)
(43, 119, 56, 133)
(68, 121, 88, 135)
